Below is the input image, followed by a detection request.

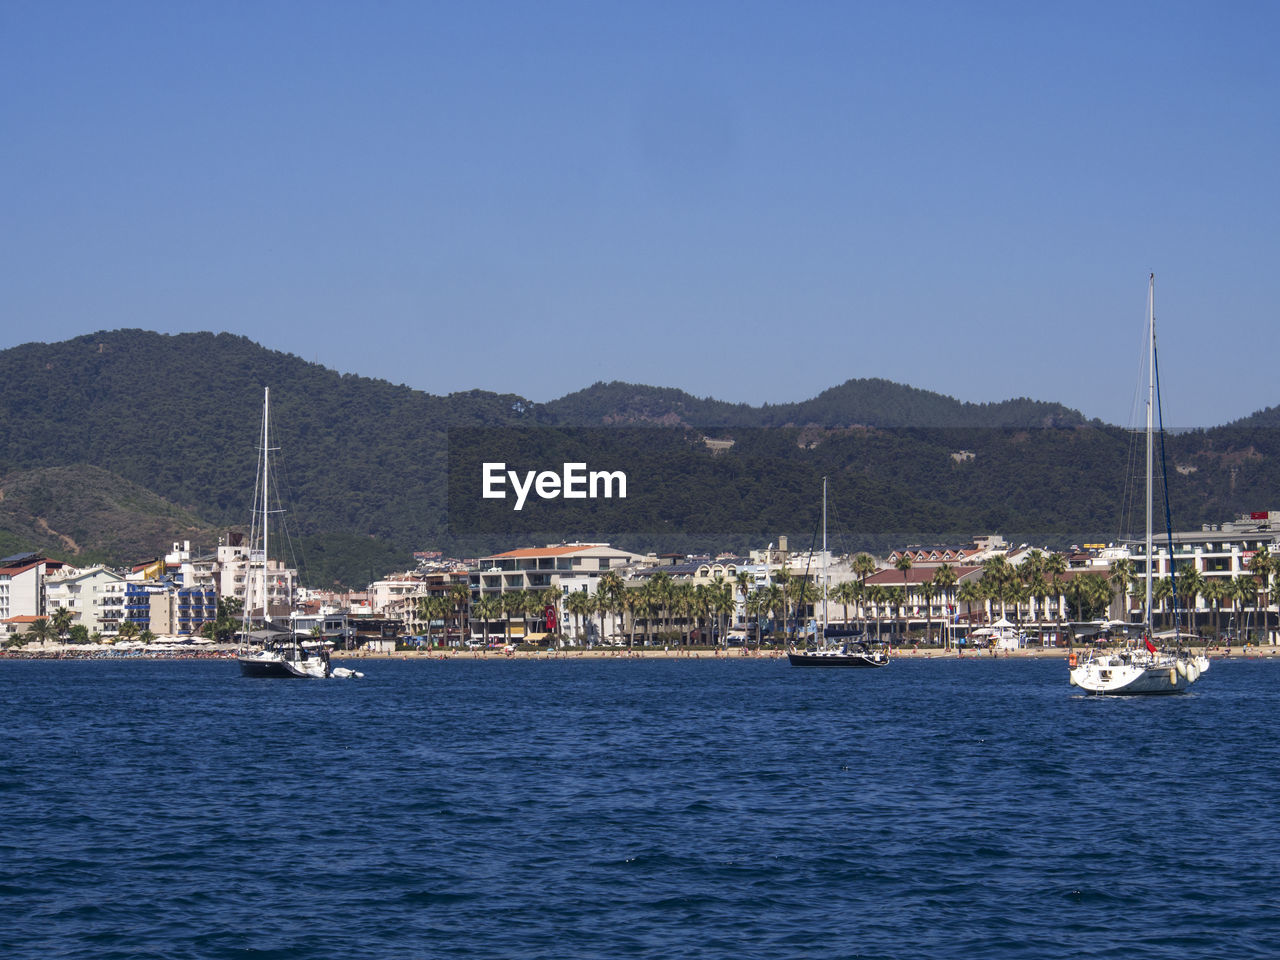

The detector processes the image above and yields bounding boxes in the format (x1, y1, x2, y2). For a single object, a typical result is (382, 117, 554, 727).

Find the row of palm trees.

(1109, 544, 1278, 636)
(410, 548, 1198, 651)
(10, 606, 159, 647)
(432, 572, 743, 649)
(885, 546, 1280, 640)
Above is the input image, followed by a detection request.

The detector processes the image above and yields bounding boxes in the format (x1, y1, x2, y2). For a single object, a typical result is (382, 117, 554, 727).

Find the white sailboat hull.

(1069, 651, 1202, 695)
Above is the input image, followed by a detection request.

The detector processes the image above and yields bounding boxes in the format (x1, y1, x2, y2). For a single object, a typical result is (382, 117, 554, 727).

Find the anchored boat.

(1069, 276, 1208, 694)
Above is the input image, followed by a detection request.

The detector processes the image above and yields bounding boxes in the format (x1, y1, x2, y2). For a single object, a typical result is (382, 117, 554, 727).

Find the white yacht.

(1069, 276, 1207, 694)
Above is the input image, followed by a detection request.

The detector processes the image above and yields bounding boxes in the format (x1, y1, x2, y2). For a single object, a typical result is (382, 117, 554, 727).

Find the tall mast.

(261, 386, 270, 621)
(1152, 273, 1162, 640)
(822, 476, 828, 633)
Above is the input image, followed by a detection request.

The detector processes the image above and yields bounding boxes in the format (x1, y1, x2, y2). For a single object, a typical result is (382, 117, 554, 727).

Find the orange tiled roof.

(484, 546, 597, 560)
(0, 562, 43, 575)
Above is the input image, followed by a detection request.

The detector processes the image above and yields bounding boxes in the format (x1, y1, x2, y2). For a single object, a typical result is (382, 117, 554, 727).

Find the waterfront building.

(472, 544, 648, 598)
(1129, 510, 1280, 640)
(44, 565, 125, 636)
(0, 553, 65, 622)
(210, 532, 298, 617)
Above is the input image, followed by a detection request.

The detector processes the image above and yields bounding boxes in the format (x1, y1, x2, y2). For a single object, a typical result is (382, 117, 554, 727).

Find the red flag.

(1144, 637, 1157, 653)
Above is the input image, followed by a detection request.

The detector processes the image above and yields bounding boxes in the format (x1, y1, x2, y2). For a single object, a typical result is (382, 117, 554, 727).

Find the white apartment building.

(0, 553, 53, 622)
(472, 543, 648, 598)
(44, 566, 126, 636)
(208, 539, 298, 617)
(1131, 510, 1280, 637)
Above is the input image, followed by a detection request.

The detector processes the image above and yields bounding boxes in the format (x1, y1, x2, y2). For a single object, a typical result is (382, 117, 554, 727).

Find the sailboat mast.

(822, 476, 828, 634)
(261, 386, 271, 622)
(1145, 275, 1155, 636)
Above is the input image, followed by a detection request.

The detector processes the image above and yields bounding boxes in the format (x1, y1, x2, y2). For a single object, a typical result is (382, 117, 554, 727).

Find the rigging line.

(269, 437, 309, 593)
(1154, 328, 1183, 643)
(824, 485, 859, 561)
(798, 495, 822, 642)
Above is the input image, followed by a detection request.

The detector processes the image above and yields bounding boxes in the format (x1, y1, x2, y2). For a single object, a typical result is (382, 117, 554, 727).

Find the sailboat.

(787, 478, 889, 668)
(1068, 276, 1208, 694)
(236, 388, 331, 679)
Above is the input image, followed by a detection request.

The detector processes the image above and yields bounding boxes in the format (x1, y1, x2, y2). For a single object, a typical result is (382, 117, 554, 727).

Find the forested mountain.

(537, 379, 1089, 428)
(1, 330, 1277, 586)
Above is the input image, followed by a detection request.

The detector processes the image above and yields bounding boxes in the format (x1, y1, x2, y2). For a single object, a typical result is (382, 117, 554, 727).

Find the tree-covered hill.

(1, 330, 1278, 585)
(0, 464, 219, 564)
(537, 379, 1091, 428)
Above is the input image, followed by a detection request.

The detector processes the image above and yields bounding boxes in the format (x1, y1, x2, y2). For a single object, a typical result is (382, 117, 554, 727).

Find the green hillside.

(1, 330, 1277, 585)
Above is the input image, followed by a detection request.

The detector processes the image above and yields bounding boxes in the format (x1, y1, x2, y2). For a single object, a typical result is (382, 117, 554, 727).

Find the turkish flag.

(1144, 637, 1157, 653)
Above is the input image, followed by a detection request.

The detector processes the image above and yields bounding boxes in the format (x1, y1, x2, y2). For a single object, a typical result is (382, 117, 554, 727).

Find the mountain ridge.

(2, 329, 1278, 585)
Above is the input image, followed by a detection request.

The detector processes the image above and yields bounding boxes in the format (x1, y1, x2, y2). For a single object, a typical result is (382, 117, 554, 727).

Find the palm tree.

(1045, 552, 1068, 631)
(592, 591, 612, 646)
(1176, 563, 1204, 635)
(27, 617, 54, 645)
(831, 579, 860, 633)
(565, 589, 592, 645)
(1228, 576, 1259, 642)
(1249, 547, 1274, 642)
(707, 576, 734, 648)
(1064, 576, 1090, 623)
(852, 552, 877, 588)
(792, 579, 820, 642)
(894, 555, 913, 629)
(980, 555, 1015, 622)
(597, 571, 625, 643)
(50, 606, 74, 641)
(1025, 573, 1050, 629)
(690, 582, 711, 645)
(524, 591, 550, 643)
(1087, 574, 1114, 623)
(449, 583, 471, 646)
(745, 590, 767, 647)
(771, 569, 792, 640)
(735, 570, 755, 635)
(920, 581, 936, 644)
(1202, 577, 1229, 638)
(429, 595, 453, 647)
(1020, 549, 1045, 584)
(1153, 576, 1174, 630)
(623, 589, 645, 649)
(882, 586, 904, 640)
(865, 584, 886, 642)
(668, 582, 695, 646)
(472, 595, 500, 646)
(931, 564, 958, 649)
(957, 581, 983, 637)
(500, 591, 524, 645)
(762, 583, 786, 644)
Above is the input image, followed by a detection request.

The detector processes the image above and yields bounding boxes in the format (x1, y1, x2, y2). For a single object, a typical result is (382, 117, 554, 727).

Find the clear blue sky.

(4, 1, 1277, 427)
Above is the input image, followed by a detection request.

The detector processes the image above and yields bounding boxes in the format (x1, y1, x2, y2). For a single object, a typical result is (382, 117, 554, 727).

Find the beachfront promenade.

(4, 642, 1268, 662)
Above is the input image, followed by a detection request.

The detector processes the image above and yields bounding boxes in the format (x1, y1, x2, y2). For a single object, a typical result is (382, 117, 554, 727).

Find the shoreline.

(4, 644, 1274, 662)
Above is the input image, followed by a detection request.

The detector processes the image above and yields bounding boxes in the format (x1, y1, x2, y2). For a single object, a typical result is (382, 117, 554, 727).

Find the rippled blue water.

(3, 655, 1278, 959)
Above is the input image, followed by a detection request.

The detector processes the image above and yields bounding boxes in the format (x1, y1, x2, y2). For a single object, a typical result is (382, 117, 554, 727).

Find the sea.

(3, 654, 1278, 960)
